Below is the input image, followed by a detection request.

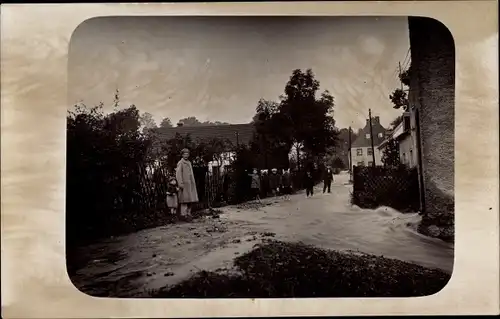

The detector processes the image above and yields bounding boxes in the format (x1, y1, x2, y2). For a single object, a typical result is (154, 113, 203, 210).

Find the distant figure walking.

(323, 165, 334, 194)
(176, 148, 199, 221)
(248, 168, 261, 202)
(166, 176, 179, 216)
(304, 170, 315, 198)
(269, 168, 281, 197)
(281, 168, 292, 201)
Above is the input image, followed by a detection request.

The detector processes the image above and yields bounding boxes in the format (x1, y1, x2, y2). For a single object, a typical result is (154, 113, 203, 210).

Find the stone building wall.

(408, 17, 455, 242)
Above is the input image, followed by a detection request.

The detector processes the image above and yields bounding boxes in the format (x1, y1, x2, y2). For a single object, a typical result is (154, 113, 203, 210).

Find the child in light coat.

(166, 176, 179, 215)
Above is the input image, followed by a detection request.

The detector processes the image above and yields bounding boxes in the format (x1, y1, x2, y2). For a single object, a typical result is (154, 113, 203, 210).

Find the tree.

(399, 64, 412, 86)
(251, 99, 291, 169)
(178, 116, 202, 126)
(278, 69, 338, 169)
(381, 138, 400, 167)
(389, 88, 409, 111)
(389, 64, 412, 111)
(66, 95, 153, 247)
(159, 117, 173, 128)
(140, 112, 157, 131)
(332, 157, 346, 169)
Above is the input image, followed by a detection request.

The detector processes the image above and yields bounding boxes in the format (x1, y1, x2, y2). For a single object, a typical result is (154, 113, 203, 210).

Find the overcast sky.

(68, 16, 410, 130)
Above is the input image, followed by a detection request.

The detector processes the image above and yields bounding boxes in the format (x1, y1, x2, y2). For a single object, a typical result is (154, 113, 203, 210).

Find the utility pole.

(368, 109, 376, 168)
(348, 126, 353, 180)
(235, 131, 239, 147)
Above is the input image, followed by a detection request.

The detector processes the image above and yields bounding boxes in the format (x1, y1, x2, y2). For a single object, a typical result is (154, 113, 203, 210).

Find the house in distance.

(349, 116, 389, 169)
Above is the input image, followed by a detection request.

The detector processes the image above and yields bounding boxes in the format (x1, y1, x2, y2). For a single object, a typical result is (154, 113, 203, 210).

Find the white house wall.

(350, 146, 383, 169)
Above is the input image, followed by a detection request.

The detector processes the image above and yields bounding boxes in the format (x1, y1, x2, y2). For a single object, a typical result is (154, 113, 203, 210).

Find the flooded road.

(69, 172, 454, 297)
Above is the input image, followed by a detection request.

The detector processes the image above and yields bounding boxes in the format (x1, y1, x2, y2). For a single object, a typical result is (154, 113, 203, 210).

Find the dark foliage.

(250, 69, 339, 171)
(226, 145, 255, 204)
(399, 65, 412, 87)
(153, 241, 450, 298)
(381, 138, 401, 168)
(66, 103, 177, 248)
(389, 88, 409, 111)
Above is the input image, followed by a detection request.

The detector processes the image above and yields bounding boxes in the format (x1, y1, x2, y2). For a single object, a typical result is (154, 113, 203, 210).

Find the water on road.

(69, 172, 454, 297)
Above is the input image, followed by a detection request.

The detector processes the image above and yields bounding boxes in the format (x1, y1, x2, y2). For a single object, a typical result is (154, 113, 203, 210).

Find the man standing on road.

(322, 165, 334, 194)
(304, 170, 315, 198)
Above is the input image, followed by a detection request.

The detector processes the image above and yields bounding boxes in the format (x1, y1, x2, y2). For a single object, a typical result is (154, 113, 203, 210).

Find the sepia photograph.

(65, 16, 455, 299)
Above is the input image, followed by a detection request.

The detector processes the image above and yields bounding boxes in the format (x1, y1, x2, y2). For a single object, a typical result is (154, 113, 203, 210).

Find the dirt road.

(69, 172, 454, 297)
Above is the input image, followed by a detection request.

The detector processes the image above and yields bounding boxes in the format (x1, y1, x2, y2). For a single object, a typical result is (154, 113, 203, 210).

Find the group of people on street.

(304, 165, 334, 198)
(164, 147, 337, 220)
(247, 165, 335, 201)
(248, 168, 293, 202)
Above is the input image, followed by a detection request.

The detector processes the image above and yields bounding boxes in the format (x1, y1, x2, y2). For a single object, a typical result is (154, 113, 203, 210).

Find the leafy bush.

(66, 103, 159, 247)
(66, 100, 236, 247)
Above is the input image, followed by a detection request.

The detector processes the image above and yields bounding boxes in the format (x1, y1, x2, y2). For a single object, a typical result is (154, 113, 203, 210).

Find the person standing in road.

(323, 165, 334, 194)
(304, 170, 315, 198)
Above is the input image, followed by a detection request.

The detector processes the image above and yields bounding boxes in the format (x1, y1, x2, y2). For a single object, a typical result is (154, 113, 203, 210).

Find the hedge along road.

(69, 171, 454, 298)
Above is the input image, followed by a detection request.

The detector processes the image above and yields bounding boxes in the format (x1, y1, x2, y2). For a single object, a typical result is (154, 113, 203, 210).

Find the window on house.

(366, 133, 370, 139)
(356, 148, 363, 156)
(367, 148, 373, 155)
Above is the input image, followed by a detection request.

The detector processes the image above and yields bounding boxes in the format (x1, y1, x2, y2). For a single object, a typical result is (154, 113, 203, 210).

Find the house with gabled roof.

(153, 123, 255, 147)
(349, 116, 389, 169)
(151, 123, 255, 173)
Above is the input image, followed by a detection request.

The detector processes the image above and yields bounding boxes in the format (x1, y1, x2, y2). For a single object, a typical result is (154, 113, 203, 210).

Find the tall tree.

(279, 69, 338, 168)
